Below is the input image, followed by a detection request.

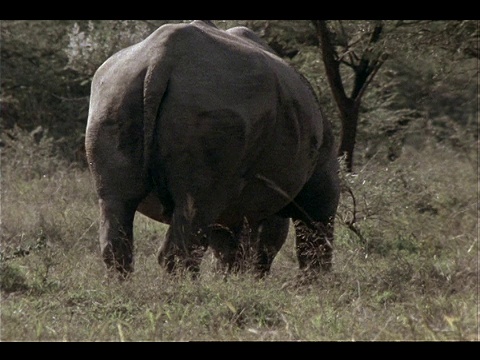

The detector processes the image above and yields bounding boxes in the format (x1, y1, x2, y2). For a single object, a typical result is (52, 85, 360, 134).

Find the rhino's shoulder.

(226, 26, 276, 55)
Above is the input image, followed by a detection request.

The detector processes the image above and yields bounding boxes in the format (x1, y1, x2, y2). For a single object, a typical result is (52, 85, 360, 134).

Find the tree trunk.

(337, 102, 359, 173)
(313, 20, 359, 172)
(313, 20, 387, 173)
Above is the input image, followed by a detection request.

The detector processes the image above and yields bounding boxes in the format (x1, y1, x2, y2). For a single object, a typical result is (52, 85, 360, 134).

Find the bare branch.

(354, 53, 388, 106)
(338, 49, 357, 69)
(341, 184, 367, 245)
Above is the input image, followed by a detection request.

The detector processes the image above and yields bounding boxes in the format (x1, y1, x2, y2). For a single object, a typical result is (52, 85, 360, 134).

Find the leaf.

(225, 301, 237, 314)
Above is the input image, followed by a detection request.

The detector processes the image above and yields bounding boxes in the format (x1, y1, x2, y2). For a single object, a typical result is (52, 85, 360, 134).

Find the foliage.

(1, 21, 88, 151)
(64, 20, 176, 76)
(0, 20, 181, 162)
(1, 20, 477, 167)
(1, 125, 69, 180)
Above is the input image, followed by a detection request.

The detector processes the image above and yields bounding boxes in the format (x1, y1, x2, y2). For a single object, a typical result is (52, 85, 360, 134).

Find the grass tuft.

(1, 128, 477, 341)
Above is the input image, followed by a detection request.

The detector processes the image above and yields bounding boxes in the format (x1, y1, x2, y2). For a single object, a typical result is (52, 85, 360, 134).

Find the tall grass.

(0, 126, 477, 341)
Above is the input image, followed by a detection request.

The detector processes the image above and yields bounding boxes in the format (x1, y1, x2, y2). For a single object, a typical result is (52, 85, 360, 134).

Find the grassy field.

(0, 128, 478, 341)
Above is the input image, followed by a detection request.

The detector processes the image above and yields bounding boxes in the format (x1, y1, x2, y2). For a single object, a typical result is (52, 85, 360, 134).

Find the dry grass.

(1, 127, 477, 341)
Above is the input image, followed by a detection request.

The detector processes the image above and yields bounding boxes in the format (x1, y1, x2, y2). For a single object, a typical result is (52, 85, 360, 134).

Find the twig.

(342, 184, 368, 246)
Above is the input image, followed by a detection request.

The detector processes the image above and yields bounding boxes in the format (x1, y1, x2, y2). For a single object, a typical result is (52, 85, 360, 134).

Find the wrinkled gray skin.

(207, 25, 290, 276)
(85, 20, 340, 279)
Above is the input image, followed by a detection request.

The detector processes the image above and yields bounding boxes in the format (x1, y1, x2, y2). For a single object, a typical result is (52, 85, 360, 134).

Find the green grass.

(1, 128, 477, 341)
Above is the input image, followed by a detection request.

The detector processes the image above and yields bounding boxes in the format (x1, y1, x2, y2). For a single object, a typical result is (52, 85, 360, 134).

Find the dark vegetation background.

(0, 20, 478, 341)
(1, 20, 477, 168)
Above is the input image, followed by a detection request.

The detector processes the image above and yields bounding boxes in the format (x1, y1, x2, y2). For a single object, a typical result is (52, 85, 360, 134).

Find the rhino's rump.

(150, 33, 322, 225)
(88, 21, 324, 227)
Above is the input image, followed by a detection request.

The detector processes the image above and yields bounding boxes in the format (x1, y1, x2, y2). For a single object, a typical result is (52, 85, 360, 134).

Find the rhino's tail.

(142, 60, 171, 176)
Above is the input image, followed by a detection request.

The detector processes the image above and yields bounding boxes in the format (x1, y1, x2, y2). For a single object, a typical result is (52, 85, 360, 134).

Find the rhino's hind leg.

(208, 217, 288, 278)
(251, 216, 290, 277)
(216, 222, 254, 275)
(98, 198, 139, 278)
(283, 156, 340, 276)
(293, 219, 335, 274)
(208, 224, 240, 275)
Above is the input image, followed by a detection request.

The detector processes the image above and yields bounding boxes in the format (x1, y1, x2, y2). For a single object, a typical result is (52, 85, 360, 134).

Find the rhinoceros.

(85, 20, 340, 279)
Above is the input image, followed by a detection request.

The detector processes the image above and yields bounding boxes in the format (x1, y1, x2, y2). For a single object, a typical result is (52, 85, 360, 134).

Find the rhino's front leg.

(99, 198, 138, 278)
(251, 216, 290, 277)
(157, 211, 208, 276)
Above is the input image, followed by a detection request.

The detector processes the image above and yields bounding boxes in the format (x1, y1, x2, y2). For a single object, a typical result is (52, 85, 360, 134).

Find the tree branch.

(354, 53, 389, 107)
(312, 20, 351, 111)
(350, 21, 386, 101)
